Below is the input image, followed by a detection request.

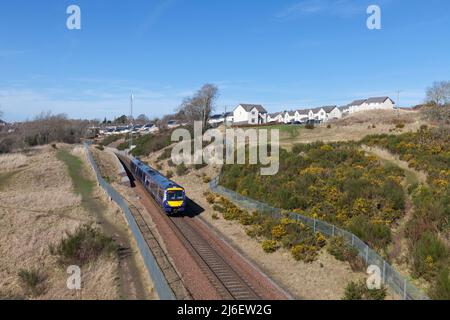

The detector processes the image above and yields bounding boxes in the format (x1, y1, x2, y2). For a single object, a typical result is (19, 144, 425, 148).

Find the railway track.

(170, 215, 261, 300)
(116, 153, 289, 300)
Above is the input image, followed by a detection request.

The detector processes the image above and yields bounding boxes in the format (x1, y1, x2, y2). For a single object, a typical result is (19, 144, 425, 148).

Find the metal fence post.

(332, 225, 335, 237)
(351, 234, 355, 246)
(382, 260, 386, 284)
(313, 219, 316, 233)
(403, 279, 407, 300)
(365, 245, 369, 264)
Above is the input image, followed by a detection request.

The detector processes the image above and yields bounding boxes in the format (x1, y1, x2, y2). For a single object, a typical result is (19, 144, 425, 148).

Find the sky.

(1, 0, 449, 122)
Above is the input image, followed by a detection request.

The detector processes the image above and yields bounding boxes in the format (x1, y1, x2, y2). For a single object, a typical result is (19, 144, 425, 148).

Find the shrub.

(17, 269, 46, 296)
(176, 163, 189, 176)
(262, 240, 279, 253)
(95, 145, 104, 151)
(205, 193, 216, 204)
(49, 225, 117, 265)
(305, 124, 315, 130)
(157, 148, 172, 161)
(396, 123, 405, 129)
(166, 170, 174, 179)
(212, 204, 224, 213)
(271, 225, 287, 240)
(327, 237, 365, 271)
(348, 216, 391, 250)
(211, 213, 219, 220)
(167, 159, 176, 167)
(429, 268, 450, 300)
(412, 232, 448, 280)
(327, 124, 332, 129)
(291, 244, 319, 263)
(203, 176, 212, 184)
(342, 280, 387, 300)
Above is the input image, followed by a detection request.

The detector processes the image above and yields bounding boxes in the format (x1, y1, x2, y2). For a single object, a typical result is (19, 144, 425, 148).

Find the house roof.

(209, 114, 224, 120)
(269, 112, 281, 117)
(285, 111, 296, 116)
(238, 104, 268, 113)
(366, 97, 394, 104)
(0, 119, 5, 124)
(348, 99, 367, 107)
(296, 109, 309, 115)
(321, 105, 338, 113)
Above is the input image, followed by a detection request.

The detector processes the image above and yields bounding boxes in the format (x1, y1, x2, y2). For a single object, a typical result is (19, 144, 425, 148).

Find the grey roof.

(224, 112, 233, 117)
(366, 97, 394, 104)
(347, 99, 367, 107)
(239, 104, 268, 113)
(321, 105, 338, 113)
(210, 114, 224, 120)
(310, 107, 325, 113)
(269, 112, 282, 117)
(338, 106, 349, 111)
(296, 109, 310, 115)
(285, 111, 296, 116)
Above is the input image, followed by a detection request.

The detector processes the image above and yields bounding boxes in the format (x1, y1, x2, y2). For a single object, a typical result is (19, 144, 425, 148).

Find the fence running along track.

(84, 143, 178, 300)
(116, 152, 265, 300)
(209, 176, 430, 301)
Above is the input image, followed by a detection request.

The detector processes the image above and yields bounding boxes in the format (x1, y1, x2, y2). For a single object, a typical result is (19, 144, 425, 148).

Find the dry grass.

(278, 109, 428, 149)
(0, 152, 29, 171)
(0, 145, 122, 300)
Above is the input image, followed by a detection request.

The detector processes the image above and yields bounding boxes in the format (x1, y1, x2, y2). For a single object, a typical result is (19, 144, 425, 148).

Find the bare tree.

(178, 84, 219, 130)
(136, 114, 149, 124)
(426, 81, 450, 106)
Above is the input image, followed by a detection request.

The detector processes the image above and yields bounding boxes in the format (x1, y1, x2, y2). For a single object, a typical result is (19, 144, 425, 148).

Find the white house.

(322, 106, 342, 121)
(208, 114, 225, 125)
(233, 104, 268, 125)
(208, 112, 234, 125)
(295, 110, 310, 122)
(268, 112, 284, 123)
(283, 111, 296, 123)
(345, 97, 395, 114)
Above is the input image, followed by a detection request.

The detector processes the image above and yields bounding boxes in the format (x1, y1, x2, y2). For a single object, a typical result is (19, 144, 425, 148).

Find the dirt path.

(361, 145, 427, 264)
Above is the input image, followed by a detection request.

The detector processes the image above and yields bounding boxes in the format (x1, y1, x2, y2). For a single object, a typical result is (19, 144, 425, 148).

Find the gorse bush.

(220, 141, 405, 251)
(50, 225, 117, 265)
(342, 280, 387, 300)
(363, 128, 449, 290)
(327, 237, 365, 271)
(412, 232, 448, 280)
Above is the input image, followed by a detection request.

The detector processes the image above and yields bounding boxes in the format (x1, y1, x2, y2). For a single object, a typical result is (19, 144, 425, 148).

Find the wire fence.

(209, 176, 429, 300)
(83, 143, 176, 300)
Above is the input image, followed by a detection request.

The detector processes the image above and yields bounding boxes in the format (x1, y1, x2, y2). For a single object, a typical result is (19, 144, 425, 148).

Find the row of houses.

(208, 97, 396, 126)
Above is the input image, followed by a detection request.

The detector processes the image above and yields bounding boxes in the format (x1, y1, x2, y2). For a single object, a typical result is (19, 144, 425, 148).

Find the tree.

(426, 81, 450, 106)
(115, 115, 128, 124)
(136, 114, 149, 124)
(178, 84, 219, 130)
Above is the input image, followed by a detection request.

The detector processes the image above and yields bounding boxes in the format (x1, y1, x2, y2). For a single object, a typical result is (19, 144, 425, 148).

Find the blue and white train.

(130, 158, 186, 214)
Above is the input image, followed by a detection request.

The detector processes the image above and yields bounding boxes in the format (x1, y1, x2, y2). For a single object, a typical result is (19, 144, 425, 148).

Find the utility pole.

(129, 93, 134, 151)
(397, 90, 401, 118)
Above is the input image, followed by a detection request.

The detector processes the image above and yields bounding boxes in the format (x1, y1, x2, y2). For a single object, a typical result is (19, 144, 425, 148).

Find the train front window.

(166, 190, 184, 201)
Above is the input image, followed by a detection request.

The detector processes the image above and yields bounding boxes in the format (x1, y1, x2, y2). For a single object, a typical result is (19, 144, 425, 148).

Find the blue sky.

(1, 0, 449, 121)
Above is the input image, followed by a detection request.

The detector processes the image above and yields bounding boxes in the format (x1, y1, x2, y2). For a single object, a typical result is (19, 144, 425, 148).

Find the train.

(130, 158, 186, 214)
